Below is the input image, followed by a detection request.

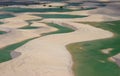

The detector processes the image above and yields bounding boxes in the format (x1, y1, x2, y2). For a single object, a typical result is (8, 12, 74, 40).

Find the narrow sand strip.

(0, 22, 113, 76)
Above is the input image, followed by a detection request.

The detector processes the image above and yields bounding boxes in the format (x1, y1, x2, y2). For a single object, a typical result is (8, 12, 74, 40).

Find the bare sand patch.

(101, 48, 113, 54)
(109, 53, 120, 67)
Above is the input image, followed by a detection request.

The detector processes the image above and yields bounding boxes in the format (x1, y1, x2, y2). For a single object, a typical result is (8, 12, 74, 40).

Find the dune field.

(0, 1, 120, 76)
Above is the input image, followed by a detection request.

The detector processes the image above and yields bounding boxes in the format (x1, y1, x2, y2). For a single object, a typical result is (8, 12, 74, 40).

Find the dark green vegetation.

(42, 23, 75, 36)
(0, 31, 7, 34)
(67, 21, 120, 76)
(0, 14, 14, 19)
(0, 7, 75, 13)
(34, 14, 87, 18)
(0, 37, 37, 63)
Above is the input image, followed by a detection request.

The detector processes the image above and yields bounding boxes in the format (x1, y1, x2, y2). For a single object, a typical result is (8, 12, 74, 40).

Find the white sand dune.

(0, 22, 113, 76)
(0, 21, 28, 28)
(0, 12, 59, 48)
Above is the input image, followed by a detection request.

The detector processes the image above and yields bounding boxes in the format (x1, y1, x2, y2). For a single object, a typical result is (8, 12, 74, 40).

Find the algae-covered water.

(67, 21, 120, 76)
(0, 14, 14, 19)
(0, 38, 36, 63)
(0, 22, 4, 24)
(0, 7, 75, 13)
(0, 31, 6, 34)
(33, 14, 87, 18)
(42, 23, 74, 36)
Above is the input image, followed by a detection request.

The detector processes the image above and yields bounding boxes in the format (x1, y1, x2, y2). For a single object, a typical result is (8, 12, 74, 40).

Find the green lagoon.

(42, 23, 74, 36)
(0, 7, 75, 13)
(34, 14, 87, 18)
(67, 21, 120, 76)
(0, 14, 14, 19)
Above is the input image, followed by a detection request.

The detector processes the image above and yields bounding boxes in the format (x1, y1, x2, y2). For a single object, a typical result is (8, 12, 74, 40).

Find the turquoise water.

(0, 6, 97, 13)
(0, 31, 6, 34)
(0, 7, 75, 13)
(33, 14, 87, 18)
(68, 3, 83, 6)
(42, 23, 75, 36)
(0, 14, 14, 19)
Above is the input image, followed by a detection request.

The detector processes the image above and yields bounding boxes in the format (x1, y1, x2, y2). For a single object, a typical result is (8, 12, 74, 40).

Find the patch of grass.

(0, 37, 37, 63)
(67, 21, 120, 76)
(33, 14, 87, 18)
